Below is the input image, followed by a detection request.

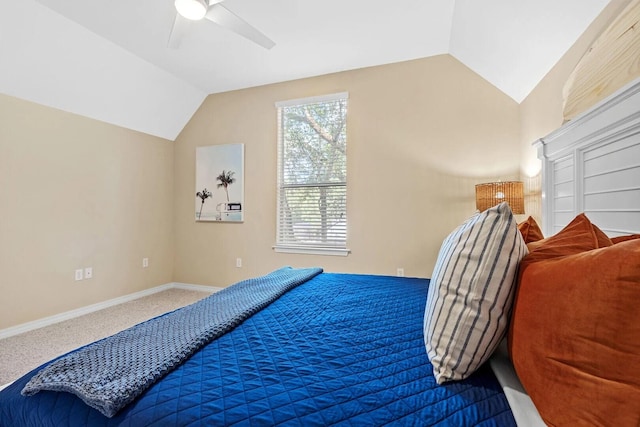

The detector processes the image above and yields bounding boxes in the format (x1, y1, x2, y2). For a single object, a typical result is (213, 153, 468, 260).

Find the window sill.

(273, 245, 351, 257)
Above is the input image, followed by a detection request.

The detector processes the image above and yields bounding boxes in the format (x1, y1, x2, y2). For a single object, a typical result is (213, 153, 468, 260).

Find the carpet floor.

(0, 288, 212, 386)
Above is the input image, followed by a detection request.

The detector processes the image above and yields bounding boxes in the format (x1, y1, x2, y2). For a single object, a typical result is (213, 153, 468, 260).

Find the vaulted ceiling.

(0, 0, 610, 140)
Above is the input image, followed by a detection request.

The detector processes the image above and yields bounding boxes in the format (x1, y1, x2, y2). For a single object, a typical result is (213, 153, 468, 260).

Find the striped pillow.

(424, 202, 527, 384)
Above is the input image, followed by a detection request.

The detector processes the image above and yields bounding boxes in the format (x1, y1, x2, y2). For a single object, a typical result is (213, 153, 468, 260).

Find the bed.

(1, 79, 639, 427)
(0, 271, 516, 426)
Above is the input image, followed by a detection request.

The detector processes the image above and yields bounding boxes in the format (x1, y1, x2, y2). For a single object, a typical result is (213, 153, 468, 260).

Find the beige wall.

(0, 94, 175, 329)
(173, 55, 520, 286)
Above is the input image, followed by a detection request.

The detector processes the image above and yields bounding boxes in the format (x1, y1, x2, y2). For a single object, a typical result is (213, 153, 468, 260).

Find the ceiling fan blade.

(204, 4, 275, 50)
(168, 12, 191, 49)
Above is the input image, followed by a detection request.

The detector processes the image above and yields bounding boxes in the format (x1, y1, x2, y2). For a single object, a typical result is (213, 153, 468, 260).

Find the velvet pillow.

(592, 222, 613, 248)
(517, 216, 544, 243)
(509, 240, 640, 426)
(521, 213, 609, 267)
(612, 233, 640, 244)
(424, 202, 528, 384)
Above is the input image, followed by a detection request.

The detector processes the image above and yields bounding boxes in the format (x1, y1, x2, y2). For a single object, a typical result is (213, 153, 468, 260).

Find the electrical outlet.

(84, 267, 93, 279)
(396, 268, 405, 277)
(236, 258, 242, 268)
(142, 258, 149, 268)
(75, 269, 84, 281)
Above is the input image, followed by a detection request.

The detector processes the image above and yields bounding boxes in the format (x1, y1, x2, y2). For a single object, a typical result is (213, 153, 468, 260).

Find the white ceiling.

(0, 0, 610, 140)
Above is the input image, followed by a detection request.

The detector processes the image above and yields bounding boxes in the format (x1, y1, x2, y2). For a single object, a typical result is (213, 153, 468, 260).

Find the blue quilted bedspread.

(0, 273, 516, 426)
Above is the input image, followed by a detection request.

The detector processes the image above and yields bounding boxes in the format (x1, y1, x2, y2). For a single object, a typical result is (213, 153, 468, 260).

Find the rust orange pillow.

(520, 213, 607, 268)
(591, 222, 613, 248)
(517, 216, 544, 243)
(612, 234, 640, 244)
(509, 240, 640, 425)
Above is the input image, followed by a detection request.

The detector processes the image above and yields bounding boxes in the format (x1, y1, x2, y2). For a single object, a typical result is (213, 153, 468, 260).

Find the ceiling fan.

(170, 0, 275, 49)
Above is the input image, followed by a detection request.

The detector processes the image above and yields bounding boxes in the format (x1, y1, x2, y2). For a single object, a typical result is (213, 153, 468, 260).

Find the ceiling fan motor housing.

(175, 0, 208, 20)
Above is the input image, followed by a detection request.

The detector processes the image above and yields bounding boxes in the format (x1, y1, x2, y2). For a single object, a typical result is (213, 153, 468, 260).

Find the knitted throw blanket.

(22, 267, 323, 417)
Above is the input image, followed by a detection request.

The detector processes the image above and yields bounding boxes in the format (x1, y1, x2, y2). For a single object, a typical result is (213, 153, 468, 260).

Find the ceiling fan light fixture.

(175, 0, 208, 20)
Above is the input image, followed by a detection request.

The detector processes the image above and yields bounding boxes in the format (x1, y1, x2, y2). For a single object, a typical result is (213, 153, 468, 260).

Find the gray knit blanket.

(22, 267, 323, 418)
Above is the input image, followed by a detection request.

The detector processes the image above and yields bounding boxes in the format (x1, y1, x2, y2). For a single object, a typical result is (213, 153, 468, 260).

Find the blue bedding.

(0, 273, 516, 426)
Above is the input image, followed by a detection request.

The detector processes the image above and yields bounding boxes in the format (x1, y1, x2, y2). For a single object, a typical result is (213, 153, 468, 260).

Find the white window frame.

(273, 92, 350, 256)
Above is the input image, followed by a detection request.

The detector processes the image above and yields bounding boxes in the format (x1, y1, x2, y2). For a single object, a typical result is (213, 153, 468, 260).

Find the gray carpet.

(0, 288, 212, 386)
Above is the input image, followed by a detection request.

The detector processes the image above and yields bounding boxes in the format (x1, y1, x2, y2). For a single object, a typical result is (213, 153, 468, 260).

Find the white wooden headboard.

(535, 77, 640, 237)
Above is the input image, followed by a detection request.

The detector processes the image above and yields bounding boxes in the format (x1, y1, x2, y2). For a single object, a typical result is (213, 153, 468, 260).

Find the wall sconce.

(475, 181, 524, 214)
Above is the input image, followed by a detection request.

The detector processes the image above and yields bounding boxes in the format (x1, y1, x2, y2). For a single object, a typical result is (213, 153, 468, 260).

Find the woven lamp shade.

(475, 181, 524, 214)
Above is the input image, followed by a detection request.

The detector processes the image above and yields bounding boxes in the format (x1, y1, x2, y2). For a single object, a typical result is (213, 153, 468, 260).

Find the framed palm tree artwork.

(195, 144, 244, 222)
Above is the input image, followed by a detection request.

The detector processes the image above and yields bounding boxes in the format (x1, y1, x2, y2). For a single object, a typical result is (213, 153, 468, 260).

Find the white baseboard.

(0, 282, 221, 340)
(173, 282, 223, 294)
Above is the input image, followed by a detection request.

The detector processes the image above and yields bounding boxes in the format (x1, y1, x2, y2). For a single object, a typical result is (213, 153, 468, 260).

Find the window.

(274, 92, 349, 256)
